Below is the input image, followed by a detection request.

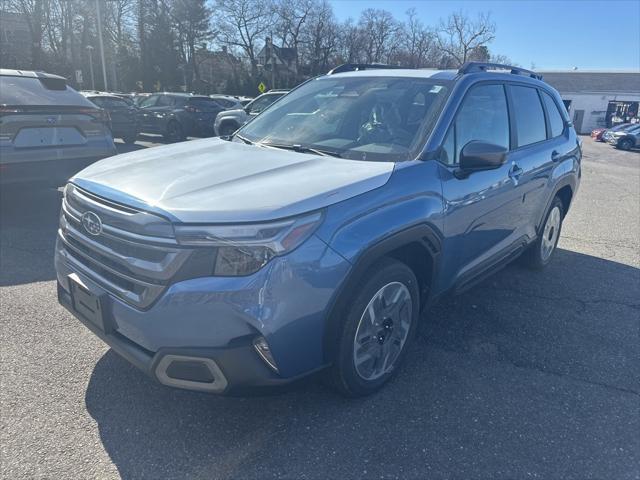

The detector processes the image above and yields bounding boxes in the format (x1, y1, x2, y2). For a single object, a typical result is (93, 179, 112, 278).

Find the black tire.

(122, 133, 138, 144)
(618, 138, 634, 151)
(328, 257, 420, 397)
(164, 121, 185, 143)
(522, 197, 564, 270)
(218, 122, 239, 137)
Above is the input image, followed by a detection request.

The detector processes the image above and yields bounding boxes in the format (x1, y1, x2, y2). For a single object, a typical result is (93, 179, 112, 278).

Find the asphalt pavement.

(1, 139, 638, 480)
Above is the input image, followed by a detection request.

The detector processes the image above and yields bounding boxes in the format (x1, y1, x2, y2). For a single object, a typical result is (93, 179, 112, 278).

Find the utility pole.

(95, 0, 108, 90)
(86, 45, 96, 90)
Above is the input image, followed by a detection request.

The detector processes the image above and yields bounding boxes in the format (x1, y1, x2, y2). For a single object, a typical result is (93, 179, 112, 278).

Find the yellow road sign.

(258, 82, 266, 93)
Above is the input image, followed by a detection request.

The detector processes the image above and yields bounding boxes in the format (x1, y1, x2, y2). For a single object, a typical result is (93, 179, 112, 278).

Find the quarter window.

(156, 95, 175, 107)
(511, 86, 547, 146)
(440, 84, 510, 165)
(541, 91, 565, 138)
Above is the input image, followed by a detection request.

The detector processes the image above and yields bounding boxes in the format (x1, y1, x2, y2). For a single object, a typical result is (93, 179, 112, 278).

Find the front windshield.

(237, 76, 451, 162)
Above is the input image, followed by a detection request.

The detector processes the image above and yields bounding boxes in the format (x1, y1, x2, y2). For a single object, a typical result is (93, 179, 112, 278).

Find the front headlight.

(174, 211, 323, 276)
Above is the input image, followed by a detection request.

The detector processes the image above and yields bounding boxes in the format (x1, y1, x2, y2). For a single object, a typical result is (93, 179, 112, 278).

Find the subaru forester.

(55, 62, 581, 396)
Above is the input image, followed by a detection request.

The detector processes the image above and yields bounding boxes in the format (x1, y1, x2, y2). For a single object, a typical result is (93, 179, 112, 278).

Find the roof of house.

(538, 71, 640, 94)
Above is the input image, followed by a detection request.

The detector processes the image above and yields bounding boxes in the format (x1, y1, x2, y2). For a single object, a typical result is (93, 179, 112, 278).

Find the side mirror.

(459, 141, 508, 173)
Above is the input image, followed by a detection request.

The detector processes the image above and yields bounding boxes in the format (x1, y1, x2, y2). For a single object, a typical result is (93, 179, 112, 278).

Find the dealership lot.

(0, 140, 638, 479)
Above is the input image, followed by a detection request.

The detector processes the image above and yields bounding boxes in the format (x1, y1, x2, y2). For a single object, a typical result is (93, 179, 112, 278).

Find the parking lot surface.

(1, 139, 638, 479)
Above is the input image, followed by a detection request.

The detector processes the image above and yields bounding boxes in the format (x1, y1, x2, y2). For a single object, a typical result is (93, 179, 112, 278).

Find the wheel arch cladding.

(555, 184, 573, 215)
(321, 224, 441, 364)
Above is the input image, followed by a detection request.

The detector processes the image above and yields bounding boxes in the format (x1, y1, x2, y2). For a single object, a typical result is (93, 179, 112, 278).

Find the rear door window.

(510, 85, 547, 147)
(156, 95, 176, 107)
(541, 91, 565, 138)
(138, 95, 159, 108)
(89, 97, 129, 109)
(187, 98, 222, 112)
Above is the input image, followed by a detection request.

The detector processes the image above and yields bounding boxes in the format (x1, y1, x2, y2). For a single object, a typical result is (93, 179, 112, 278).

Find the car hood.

(71, 138, 394, 223)
(216, 108, 244, 119)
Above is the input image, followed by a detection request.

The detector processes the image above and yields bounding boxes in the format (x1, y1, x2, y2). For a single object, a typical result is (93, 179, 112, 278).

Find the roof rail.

(458, 62, 543, 80)
(327, 63, 406, 75)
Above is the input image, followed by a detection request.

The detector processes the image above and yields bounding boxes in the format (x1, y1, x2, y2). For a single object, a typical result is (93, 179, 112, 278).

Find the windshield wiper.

(234, 134, 254, 145)
(258, 142, 342, 158)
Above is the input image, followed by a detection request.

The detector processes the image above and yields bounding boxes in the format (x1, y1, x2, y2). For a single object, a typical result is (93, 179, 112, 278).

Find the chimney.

(221, 45, 227, 54)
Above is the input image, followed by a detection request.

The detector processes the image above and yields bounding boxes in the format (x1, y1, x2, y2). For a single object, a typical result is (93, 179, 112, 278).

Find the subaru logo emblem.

(46, 116, 57, 125)
(81, 211, 102, 236)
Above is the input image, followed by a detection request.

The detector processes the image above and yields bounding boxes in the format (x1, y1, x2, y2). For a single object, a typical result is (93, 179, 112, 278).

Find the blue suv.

(55, 63, 581, 396)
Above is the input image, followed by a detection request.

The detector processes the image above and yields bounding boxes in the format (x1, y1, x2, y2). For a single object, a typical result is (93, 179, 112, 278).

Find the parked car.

(214, 90, 288, 136)
(0, 69, 115, 185)
(136, 93, 225, 142)
(209, 94, 252, 110)
(591, 123, 630, 142)
(82, 92, 140, 144)
(607, 124, 640, 150)
(55, 62, 581, 397)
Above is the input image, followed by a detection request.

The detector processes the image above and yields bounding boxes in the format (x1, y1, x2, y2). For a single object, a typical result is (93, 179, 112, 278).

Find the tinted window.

(187, 98, 222, 112)
(89, 96, 129, 109)
(138, 95, 158, 108)
(511, 86, 547, 146)
(213, 98, 236, 108)
(156, 95, 175, 107)
(0, 75, 93, 107)
(247, 94, 283, 114)
(441, 84, 509, 165)
(541, 91, 564, 137)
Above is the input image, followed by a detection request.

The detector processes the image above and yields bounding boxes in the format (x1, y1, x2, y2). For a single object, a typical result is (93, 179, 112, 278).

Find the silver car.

(0, 69, 116, 185)
(214, 90, 288, 137)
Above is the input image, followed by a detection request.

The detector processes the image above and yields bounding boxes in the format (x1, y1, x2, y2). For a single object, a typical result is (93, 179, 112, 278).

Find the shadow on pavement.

(115, 142, 148, 154)
(0, 186, 62, 286)
(84, 249, 640, 480)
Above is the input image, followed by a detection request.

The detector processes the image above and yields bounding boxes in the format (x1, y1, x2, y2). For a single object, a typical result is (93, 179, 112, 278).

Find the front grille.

(58, 184, 213, 309)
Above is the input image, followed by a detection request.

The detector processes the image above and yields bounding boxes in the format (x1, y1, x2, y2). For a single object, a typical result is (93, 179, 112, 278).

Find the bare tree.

(6, 0, 46, 68)
(171, 0, 213, 89)
(400, 8, 435, 68)
(214, 0, 274, 78)
(358, 8, 399, 64)
(436, 10, 495, 67)
(300, 0, 339, 75)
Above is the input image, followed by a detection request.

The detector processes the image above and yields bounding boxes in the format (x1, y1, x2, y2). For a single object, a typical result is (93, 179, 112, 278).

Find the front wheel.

(523, 197, 564, 269)
(618, 138, 634, 151)
(122, 133, 138, 144)
(328, 258, 420, 397)
(164, 121, 185, 143)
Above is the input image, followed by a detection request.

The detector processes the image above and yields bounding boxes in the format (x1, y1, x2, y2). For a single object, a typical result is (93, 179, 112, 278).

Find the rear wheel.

(523, 197, 564, 269)
(618, 138, 634, 151)
(122, 133, 137, 144)
(165, 121, 185, 143)
(328, 258, 419, 397)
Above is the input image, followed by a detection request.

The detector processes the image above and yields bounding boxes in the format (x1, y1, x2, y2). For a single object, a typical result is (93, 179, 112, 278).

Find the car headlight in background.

(174, 211, 323, 276)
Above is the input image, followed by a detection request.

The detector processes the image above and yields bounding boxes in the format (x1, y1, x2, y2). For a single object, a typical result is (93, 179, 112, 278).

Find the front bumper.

(55, 234, 351, 394)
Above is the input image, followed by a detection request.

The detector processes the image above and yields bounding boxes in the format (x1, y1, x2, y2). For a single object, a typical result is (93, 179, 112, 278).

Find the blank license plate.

(68, 274, 111, 333)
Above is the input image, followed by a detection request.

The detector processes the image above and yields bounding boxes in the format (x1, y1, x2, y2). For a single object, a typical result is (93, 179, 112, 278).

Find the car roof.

(326, 69, 457, 81)
(321, 64, 549, 88)
(80, 91, 124, 98)
(0, 69, 66, 80)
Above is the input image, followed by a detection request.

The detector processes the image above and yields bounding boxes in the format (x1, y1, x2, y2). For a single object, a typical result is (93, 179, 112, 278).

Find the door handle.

(509, 164, 523, 180)
(551, 150, 561, 162)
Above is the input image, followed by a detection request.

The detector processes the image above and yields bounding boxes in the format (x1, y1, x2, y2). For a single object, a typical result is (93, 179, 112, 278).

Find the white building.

(539, 71, 640, 134)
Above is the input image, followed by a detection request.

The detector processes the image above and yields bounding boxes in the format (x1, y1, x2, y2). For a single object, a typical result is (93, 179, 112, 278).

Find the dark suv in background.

(81, 92, 140, 144)
(136, 93, 226, 142)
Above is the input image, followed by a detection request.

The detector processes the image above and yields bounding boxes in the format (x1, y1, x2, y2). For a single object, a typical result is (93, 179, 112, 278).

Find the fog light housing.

(253, 336, 279, 373)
